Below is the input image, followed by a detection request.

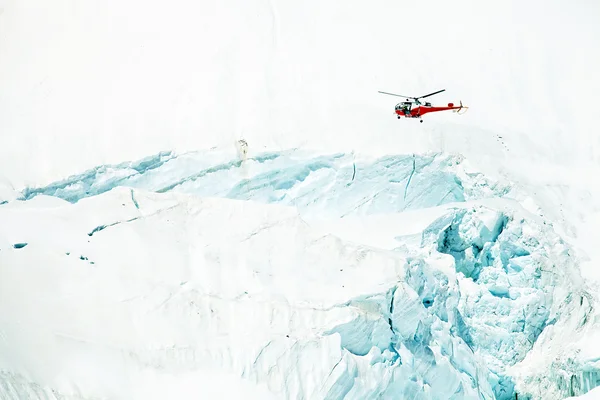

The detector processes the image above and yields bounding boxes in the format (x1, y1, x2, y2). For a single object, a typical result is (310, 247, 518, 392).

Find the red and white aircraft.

(379, 89, 468, 123)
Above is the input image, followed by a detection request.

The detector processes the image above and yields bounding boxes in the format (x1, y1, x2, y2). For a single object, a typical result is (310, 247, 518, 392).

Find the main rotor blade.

(418, 89, 445, 99)
(378, 91, 415, 99)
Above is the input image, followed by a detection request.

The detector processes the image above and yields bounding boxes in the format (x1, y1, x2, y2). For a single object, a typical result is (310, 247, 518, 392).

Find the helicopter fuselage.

(379, 89, 467, 121)
(395, 102, 463, 119)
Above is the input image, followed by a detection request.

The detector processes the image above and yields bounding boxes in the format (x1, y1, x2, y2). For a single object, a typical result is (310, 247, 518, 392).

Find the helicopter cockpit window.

(396, 102, 412, 111)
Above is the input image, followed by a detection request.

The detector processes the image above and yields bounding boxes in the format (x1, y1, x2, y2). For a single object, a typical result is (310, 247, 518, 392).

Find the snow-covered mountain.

(0, 149, 597, 399)
(1, 0, 600, 399)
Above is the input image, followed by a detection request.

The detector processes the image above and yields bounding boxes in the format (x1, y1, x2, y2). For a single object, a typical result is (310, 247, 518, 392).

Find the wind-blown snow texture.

(1, 148, 595, 400)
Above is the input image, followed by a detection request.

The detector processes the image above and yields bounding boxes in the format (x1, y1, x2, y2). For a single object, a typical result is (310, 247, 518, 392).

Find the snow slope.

(0, 148, 596, 399)
(569, 387, 600, 400)
(1, 186, 485, 399)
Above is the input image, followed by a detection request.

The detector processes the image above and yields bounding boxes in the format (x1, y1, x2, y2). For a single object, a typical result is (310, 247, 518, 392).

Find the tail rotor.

(453, 101, 469, 115)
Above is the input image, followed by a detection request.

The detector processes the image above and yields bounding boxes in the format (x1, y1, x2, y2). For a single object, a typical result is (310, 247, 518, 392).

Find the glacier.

(2, 0, 600, 398)
(1, 148, 597, 399)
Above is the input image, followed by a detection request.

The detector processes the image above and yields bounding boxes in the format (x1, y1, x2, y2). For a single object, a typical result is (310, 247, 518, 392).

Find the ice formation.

(1, 149, 597, 399)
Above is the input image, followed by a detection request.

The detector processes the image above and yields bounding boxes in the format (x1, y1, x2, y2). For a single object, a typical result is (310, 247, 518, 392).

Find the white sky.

(1, 0, 599, 187)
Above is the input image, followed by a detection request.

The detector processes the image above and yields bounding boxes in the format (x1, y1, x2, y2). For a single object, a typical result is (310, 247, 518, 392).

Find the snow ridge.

(16, 149, 512, 216)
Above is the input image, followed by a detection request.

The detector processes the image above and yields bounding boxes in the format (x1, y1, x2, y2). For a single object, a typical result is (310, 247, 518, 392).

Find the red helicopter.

(378, 89, 468, 123)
